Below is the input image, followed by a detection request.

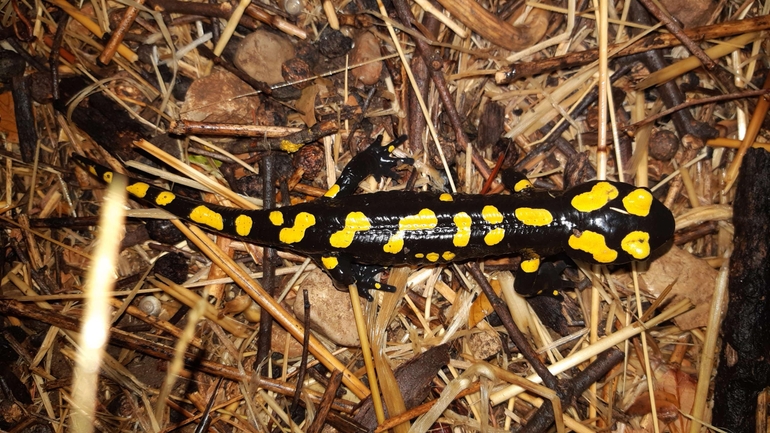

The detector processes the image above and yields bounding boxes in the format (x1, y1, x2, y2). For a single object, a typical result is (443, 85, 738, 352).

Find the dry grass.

(0, 0, 767, 430)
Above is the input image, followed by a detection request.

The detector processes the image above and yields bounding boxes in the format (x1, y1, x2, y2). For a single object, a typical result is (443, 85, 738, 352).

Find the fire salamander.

(74, 135, 675, 300)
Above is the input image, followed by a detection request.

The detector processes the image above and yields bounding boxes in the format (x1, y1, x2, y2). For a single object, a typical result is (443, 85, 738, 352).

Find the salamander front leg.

(514, 253, 574, 298)
(324, 135, 412, 199)
(317, 254, 395, 301)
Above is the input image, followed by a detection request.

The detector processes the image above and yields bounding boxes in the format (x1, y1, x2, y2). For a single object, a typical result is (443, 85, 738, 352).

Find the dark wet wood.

(713, 148, 770, 432)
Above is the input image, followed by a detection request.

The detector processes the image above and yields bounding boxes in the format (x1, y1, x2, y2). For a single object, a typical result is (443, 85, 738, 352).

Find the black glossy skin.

(280, 190, 572, 264)
(74, 136, 676, 299)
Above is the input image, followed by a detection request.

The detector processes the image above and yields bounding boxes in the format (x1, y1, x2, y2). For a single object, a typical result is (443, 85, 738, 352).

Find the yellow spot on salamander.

(439, 193, 453, 202)
(126, 182, 150, 198)
(622, 189, 653, 217)
(399, 209, 438, 231)
(324, 184, 341, 198)
(442, 251, 455, 261)
(415, 253, 424, 258)
(383, 231, 404, 254)
(102, 171, 113, 183)
(453, 212, 472, 247)
(235, 214, 253, 236)
(387, 145, 395, 152)
(426, 252, 439, 262)
(279, 212, 316, 244)
(568, 230, 618, 263)
(481, 205, 504, 224)
(330, 212, 371, 248)
(621, 231, 651, 259)
(520, 256, 540, 273)
(280, 140, 303, 153)
(190, 205, 224, 230)
(269, 211, 284, 226)
(514, 179, 532, 192)
(322, 256, 339, 269)
(484, 227, 505, 246)
(515, 208, 553, 226)
(156, 191, 176, 206)
(384, 209, 438, 254)
(88, 166, 98, 177)
(571, 182, 619, 213)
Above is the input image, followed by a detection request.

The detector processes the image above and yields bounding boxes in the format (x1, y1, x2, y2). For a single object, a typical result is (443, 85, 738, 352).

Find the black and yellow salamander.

(74, 135, 675, 300)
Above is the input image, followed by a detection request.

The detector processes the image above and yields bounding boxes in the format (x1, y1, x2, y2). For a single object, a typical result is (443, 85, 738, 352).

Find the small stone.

(234, 29, 296, 85)
(467, 330, 502, 360)
(293, 269, 361, 347)
(180, 68, 260, 124)
(649, 129, 679, 161)
(350, 32, 382, 86)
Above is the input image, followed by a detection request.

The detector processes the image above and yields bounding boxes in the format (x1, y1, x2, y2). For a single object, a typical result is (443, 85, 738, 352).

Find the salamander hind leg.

(317, 254, 394, 301)
(514, 253, 574, 298)
(352, 263, 396, 300)
(324, 135, 413, 199)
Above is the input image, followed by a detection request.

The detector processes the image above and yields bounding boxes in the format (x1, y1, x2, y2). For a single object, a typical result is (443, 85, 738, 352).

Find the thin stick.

(632, 88, 770, 129)
(99, 0, 145, 64)
(688, 253, 730, 433)
(632, 262, 660, 433)
(707, 137, 770, 152)
(213, 0, 250, 56)
(636, 32, 761, 90)
(589, 0, 610, 425)
(169, 121, 303, 137)
(348, 285, 386, 423)
(724, 70, 770, 191)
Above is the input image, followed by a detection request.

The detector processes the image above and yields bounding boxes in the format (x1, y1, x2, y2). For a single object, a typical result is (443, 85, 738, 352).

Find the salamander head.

(561, 180, 675, 265)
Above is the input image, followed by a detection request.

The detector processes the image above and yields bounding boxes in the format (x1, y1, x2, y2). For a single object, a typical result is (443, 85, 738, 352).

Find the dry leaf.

(0, 92, 19, 143)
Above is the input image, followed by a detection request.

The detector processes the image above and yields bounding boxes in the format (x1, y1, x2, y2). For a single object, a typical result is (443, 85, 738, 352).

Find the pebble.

(234, 29, 296, 85)
(180, 67, 260, 124)
(350, 32, 382, 86)
(293, 269, 362, 347)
